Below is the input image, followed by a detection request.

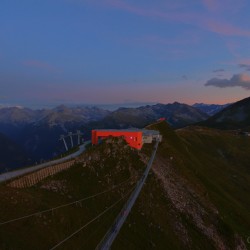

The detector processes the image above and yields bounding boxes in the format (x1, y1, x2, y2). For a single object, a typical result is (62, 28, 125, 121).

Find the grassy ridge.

(0, 139, 144, 249)
(177, 126, 250, 240)
(0, 122, 249, 249)
(147, 122, 250, 248)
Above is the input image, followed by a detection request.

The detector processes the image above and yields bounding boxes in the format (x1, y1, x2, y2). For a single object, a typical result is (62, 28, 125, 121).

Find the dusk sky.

(1, 0, 250, 108)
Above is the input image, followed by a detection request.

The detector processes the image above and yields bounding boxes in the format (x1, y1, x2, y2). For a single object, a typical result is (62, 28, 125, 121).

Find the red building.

(92, 129, 162, 150)
(92, 129, 143, 149)
(158, 117, 166, 121)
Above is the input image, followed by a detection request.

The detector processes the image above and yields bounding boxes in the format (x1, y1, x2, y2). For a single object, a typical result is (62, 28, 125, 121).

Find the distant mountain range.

(0, 105, 110, 166)
(198, 97, 250, 130)
(192, 103, 230, 116)
(0, 99, 242, 170)
(0, 105, 110, 128)
(84, 102, 209, 132)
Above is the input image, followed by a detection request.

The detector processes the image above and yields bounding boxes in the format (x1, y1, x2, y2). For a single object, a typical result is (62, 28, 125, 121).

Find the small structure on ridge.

(91, 129, 162, 150)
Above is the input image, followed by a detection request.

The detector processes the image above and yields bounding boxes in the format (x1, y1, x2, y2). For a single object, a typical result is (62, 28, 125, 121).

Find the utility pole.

(76, 130, 83, 145)
(60, 135, 68, 151)
(69, 132, 74, 148)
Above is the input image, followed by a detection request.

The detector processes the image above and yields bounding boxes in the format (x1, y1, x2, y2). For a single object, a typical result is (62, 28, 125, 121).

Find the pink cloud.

(202, 0, 220, 12)
(239, 59, 250, 65)
(98, 0, 250, 37)
(121, 30, 200, 51)
(134, 33, 200, 46)
(204, 19, 250, 36)
(101, 0, 187, 21)
(205, 73, 250, 89)
(103, 0, 157, 18)
(221, 58, 250, 68)
(224, 38, 250, 61)
(22, 60, 58, 72)
(225, 40, 242, 58)
(202, 0, 246, 13)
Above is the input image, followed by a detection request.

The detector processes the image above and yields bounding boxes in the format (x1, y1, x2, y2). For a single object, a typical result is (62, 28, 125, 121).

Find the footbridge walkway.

(0, 141, 90, 183)
(96, 140, 159, 250)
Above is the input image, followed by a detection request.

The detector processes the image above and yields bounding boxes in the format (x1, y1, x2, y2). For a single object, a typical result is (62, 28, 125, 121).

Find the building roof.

(93, 128, 160, 135)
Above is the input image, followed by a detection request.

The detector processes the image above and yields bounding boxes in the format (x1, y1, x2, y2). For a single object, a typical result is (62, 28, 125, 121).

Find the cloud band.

(205, 73, 250, 89)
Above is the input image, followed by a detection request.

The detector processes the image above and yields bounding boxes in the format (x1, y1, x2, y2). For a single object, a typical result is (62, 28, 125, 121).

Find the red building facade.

(91, 130, 143, 150)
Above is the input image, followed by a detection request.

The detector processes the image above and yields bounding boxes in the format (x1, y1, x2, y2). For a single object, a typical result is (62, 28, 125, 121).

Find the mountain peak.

(199, 96, 250, 130)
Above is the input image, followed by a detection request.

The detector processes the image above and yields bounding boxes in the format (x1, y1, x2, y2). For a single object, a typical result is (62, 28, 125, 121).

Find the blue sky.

(1, 0, 250, 107)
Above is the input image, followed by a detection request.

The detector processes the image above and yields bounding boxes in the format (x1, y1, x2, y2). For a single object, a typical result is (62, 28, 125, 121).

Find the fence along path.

(0, 142, 89, 184)
(7, 160, 75, 188)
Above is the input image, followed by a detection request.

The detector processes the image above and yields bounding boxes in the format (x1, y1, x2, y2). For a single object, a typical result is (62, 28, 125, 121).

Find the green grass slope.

(0, 139, 144, 250)
(0, 122, 249, 249)
(144, 121, 250, 249)
(199, 96, 250, 130)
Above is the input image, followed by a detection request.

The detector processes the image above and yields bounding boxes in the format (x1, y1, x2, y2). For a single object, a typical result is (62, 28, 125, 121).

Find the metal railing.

(96, 140, 159, 250)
